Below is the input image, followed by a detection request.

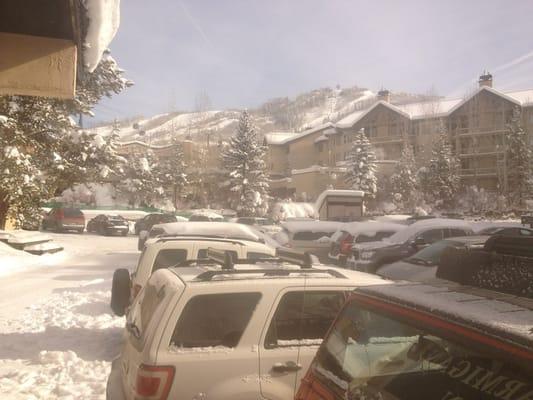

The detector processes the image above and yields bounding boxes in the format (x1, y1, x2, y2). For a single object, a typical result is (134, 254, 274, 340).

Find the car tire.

(110, 269, 131, 317)
(78, 228, 84, 234)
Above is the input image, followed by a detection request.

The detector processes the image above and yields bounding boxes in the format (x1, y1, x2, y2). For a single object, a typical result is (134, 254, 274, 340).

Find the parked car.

(137, 221, 269, 250)
(113, 225, 278, 312)
(296, 278, 533, 400)
(274, 220, 344, 260)
(477, 226, 533, 236)
(329, 221, 404, 267)
(188, 210, 224, 222)
(86, 214, 129, 236)
(351, 218, 473, 273)
(106, 248, 387, 400)
(376, 235, 488, 281)
(133, 213, 177, 235)
(42, 207, 85, 233)
(235, 216, 281, 235)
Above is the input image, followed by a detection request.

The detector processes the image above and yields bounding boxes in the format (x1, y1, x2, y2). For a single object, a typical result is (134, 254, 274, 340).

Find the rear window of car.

(171, 292, 261, 348)
(293, 231, 332, 241)
(63, 208, 83, 217)
(264, 291, 346, 348)
(313, 301, 533, 398)
(160, 214, 177, 223)
(355, 230, 395, 243)
(153, 249, 188, 270)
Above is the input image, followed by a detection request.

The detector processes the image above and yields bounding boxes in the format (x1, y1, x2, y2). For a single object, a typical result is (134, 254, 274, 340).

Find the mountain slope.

(91, 85, 430, 145)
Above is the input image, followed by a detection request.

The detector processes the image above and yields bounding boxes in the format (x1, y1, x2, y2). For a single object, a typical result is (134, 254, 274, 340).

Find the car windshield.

(405, 240, 462, 266)
(313, 301, 533, 399)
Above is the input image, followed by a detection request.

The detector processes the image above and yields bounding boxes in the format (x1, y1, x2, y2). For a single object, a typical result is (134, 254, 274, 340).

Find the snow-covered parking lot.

(0, 233, 138, 399)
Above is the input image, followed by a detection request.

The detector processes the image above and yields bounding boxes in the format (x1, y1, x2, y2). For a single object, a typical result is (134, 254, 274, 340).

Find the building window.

(318, 142, 324, 152)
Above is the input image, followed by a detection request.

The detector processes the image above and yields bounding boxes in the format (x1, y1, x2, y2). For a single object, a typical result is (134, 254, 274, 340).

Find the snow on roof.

(386, 218, 472, 244)
(264, 132, 299, 145)
(314, 134, 328, 143)
(83, 0, 120, 73)
(167, 263, 389, 287)
(153, 221, 263, 242)
(264, 123, 334, 145)
(335, 86, 533, 129)
(281, 220, 344, 233)
(357, 282, 533, 344)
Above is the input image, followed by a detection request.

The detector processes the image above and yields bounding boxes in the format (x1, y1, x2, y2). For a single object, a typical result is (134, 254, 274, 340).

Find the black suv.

(133, 213, 177, 235)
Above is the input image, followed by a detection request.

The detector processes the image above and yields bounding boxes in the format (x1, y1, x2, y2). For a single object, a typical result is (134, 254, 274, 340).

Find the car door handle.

(272, 361, 302, 373)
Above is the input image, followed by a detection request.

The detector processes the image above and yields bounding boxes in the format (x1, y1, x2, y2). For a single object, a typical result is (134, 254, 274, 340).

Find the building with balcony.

(265, 73, 533, 199)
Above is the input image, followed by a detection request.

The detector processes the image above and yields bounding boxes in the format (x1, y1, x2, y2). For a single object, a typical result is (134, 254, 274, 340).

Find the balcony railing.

(457, 147, 504, 157)
(453, 127, 506, 137)
(460, 168, 499, 177)
(369, 135, 404, 144)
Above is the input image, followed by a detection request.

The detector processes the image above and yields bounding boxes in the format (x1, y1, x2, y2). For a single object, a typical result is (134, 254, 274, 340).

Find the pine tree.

(117, 152, 162, 208)
(390, 145, 417, 209)
(0, 52, 131, 228)
(221, 110, 269, 216)
(423, 122, 460, 209)
(506, 106, 531, 207)
(344, 129, 377, 198)
(158, 141, 188, 208)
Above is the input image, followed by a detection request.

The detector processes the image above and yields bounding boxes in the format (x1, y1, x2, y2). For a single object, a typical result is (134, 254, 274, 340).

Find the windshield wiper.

(126, 321, 141, 339)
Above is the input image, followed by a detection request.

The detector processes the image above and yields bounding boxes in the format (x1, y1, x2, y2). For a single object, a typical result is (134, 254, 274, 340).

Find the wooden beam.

(0, 32, 77, 99)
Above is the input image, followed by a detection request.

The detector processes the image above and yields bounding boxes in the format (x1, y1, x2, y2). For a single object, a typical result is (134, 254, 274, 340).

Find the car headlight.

(361, 251, 375, 260)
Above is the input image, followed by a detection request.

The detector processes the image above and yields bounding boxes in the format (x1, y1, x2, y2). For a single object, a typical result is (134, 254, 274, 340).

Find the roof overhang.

(0, 0, 82, 98)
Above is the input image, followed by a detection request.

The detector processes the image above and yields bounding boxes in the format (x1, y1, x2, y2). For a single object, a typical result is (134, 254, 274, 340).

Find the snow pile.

(0, 289, 124, 399)
(0, 242, 64, 278)
(83, 0, 121, 72)
(271, 202, 315, 221)
(0, 352, 110, 399)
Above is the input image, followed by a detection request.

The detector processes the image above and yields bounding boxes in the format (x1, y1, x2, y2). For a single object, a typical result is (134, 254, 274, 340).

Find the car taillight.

(132, 284, 142, 300)
(135, 364, 174, 399)
(340, 234, 354, 255)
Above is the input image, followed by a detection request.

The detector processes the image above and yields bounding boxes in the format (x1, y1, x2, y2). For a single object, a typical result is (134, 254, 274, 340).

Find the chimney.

(377, 89, 391, 102)
(478, 71, 493, 88)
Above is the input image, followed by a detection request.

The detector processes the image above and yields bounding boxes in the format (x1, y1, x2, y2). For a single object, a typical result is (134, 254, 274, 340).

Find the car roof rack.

(194, 268, 347, 281)
(275, 247, 313, 268)
(154, 236, 248, 246)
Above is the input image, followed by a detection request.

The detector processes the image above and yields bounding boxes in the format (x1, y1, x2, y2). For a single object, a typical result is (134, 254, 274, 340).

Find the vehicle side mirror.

(110, 268, 131, 317)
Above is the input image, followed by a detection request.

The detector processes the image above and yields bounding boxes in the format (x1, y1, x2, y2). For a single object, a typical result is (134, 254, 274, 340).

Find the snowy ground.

(0, 233, 139, 399)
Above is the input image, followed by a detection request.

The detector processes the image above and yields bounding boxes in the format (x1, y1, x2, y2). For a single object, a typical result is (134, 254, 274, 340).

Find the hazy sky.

(91, 0, 533, 125)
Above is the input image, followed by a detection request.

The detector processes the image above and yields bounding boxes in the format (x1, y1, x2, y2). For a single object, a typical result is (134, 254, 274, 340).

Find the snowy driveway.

(0, 233, 139, 399)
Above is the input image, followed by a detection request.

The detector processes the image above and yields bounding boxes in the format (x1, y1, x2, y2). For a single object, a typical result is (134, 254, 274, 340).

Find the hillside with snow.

(90, 85, 430, 145)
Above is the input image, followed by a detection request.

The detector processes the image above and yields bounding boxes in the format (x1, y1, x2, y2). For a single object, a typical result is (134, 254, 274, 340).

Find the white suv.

(111, 236, 276, 316)
(106, 249, 387, 400)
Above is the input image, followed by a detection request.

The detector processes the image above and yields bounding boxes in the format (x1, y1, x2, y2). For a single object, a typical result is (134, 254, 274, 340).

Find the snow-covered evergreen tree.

(117, 152, 163, 208)
(423, 122, 460, 209)
(0, 52, 131, 228)
(390, 145, 417, 209)
(344, 129, 377, 198)
(158, 141, 188, 208)
(506, 106, 531, 207)
(221, 110, 269, 216)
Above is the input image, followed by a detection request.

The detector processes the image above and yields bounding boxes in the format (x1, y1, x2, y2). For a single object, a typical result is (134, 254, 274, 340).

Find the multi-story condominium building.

(265, 73, 533, 200)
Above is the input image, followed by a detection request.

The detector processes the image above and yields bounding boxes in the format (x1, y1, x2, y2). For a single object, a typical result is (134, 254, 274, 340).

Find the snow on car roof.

(339, 221, 405, 236)
(167, 263, 389, 287)
(152, 222, 264, 242)
(355, 282, 533, 347)
(281, 220, 344, 233)
(386, 218, 472, 244)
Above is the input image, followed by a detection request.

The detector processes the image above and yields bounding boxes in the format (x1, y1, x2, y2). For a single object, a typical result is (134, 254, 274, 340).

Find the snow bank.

(271, 202, 315, 221)
(83, 0, 121, 72)
(0, 289, 123, 399)
(0, 242, 65, 278)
